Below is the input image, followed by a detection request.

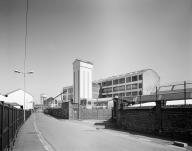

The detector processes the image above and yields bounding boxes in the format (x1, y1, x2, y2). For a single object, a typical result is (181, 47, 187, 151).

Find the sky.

(0, 0, 191, 103)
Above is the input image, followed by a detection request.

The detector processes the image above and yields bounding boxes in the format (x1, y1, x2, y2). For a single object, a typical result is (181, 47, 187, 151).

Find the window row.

(102, 83, 142, 93)
(126, 90, 142, 96)
(113, 85, 125, 92)
(102, 87, 112, 93)
(126, 74, 143, 83)
(126, 83, 142, 90)
(102, 81, 112, 87)
(112, 91, 142, 97)
(101, 74, 143, 87)
(113, 91, 143, 97)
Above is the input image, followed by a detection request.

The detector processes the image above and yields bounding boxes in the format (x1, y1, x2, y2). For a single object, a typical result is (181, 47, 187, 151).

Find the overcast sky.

(0, 0, 191, 103)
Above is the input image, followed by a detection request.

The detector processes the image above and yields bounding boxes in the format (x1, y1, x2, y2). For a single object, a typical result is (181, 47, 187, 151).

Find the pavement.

(13, 114, 45, 151)
(13, 113, 191, 151)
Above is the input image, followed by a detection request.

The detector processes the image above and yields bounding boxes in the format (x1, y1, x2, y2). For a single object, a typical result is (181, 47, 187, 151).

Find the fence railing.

(120, 81, 192, 109)
(0, 101, 31, 151)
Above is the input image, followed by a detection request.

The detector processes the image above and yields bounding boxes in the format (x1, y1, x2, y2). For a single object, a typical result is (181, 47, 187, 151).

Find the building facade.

(73, 59, 93, 103)
(4, 89, 34, 109)
(62, 68, 160, 103)
(95, 69, 160, 98)
(62, 83, 100, 102)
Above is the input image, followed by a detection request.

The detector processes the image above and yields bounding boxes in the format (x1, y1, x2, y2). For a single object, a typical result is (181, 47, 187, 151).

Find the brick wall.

(117, 107, 156, 133)
(79, 108, 111, 120)
(44, 102, 112, 120)
(161, 106, 192, 140)
(115, 101, 192, 141)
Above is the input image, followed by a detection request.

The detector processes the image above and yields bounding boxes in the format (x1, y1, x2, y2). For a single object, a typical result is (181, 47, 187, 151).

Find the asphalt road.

(34, 113, 184, 151)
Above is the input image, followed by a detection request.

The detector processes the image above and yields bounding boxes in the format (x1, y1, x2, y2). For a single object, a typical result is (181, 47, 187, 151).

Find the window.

(139, 74, 143, 80)
(102, 81, 112, 87)
(132, 75, 138, 81)
(139, 91, 142, 95)
(126, 92, 131, 96)
(119, 78, 125, 84)
(132, 91, 138, 96)
(113, 79, 118, 85)
(68, 88, 73, 93)
(139, 83, 142, 88)
(113, 86, 119, 92)
(68, 95, 73, 100)
(126, 84, 131, 90)
(118, 93, 125, 97)
(63, 95, 66, 100)
(113, 93, 118, 97)
(102, 87, 112, 93)
(126, 77, 131, 83)
(118, 85, 125, 91)
(132, 83, 138, 89)
(107, 94, 112, 97)
(63, 89, 67, 93)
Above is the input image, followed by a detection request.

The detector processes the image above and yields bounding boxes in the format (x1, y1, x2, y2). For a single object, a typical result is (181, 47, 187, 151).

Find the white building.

(5, 89, 34, 109)
(73, 59, 93, 103)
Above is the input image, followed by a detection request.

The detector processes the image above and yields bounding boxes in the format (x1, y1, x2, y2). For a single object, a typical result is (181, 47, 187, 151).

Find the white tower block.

(73, 59, 93, 104)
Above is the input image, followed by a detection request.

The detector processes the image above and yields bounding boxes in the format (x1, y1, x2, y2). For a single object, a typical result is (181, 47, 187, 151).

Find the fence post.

(184, 81, 186, 105)
(156, 87, 158, 102)
(12, 106, 14, 142)
(155, 100, 162, 134)
(1, 101, 4, 151)
(139, 91, 142, 107)
(7, 105, 10, 149)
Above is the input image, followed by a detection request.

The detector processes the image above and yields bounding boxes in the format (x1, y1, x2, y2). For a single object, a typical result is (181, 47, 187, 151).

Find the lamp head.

(27, 71, 34, 74)
(14, 70, 21, 74)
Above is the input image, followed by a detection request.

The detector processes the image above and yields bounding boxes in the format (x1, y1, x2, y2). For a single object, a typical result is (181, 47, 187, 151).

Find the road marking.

(33, 115, 55, 151)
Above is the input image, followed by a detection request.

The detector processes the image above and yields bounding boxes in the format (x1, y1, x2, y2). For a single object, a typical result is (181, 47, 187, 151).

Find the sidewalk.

(13, 114, 45, 151)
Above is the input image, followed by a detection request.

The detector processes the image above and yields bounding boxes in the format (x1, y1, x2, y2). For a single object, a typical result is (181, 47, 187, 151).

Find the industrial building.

(61, 59, 160, 105)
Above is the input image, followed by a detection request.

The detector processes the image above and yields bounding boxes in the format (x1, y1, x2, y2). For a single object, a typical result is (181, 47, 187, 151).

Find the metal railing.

(0, 101, 31, 151)
(120, 81, 192, 109)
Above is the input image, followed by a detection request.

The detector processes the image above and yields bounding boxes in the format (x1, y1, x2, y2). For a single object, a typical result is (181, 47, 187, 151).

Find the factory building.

(62, 59, 160, 104)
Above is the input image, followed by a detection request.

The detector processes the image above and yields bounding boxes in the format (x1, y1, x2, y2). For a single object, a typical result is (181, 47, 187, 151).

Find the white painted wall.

(143, 69, 160, 95)
(5, 89, 34, 109)
(73, 60, 93, 103)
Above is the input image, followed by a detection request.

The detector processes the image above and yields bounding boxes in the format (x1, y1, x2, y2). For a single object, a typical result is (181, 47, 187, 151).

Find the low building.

(4, 89, 34, 109)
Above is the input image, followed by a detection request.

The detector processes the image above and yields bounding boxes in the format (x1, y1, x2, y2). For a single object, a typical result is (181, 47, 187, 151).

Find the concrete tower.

(73, 59, 93, 104)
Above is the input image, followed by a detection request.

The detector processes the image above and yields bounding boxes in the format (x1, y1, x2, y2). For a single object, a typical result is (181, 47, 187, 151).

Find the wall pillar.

(155, 100, 163, 134)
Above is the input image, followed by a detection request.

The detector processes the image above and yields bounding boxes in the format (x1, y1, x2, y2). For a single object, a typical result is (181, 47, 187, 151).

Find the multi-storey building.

(95, 69, 160, 98)
(62, 69, 160, 102)
(62, 83, 100, 102)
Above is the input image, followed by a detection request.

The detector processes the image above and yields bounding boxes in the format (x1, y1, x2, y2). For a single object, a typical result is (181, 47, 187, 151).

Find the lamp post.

(14, 70, 34, 121)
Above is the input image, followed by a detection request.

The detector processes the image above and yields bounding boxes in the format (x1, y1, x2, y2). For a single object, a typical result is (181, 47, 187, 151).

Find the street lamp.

(14, 69, 34, 121)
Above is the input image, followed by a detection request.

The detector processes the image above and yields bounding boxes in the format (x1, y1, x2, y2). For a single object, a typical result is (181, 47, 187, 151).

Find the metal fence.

(0, 101, 31, 151)
(120, 81, 192, 109)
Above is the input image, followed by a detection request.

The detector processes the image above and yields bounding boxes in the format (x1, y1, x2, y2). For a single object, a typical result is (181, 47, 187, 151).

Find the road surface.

(23, 113, 185, 151)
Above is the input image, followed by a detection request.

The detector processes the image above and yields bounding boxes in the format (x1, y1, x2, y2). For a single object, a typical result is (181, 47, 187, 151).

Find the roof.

(5, 89, 33, 97)
(6, 102, 22, 106)
(73, 59, 93, 65)
(93, 68, 154, 83)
